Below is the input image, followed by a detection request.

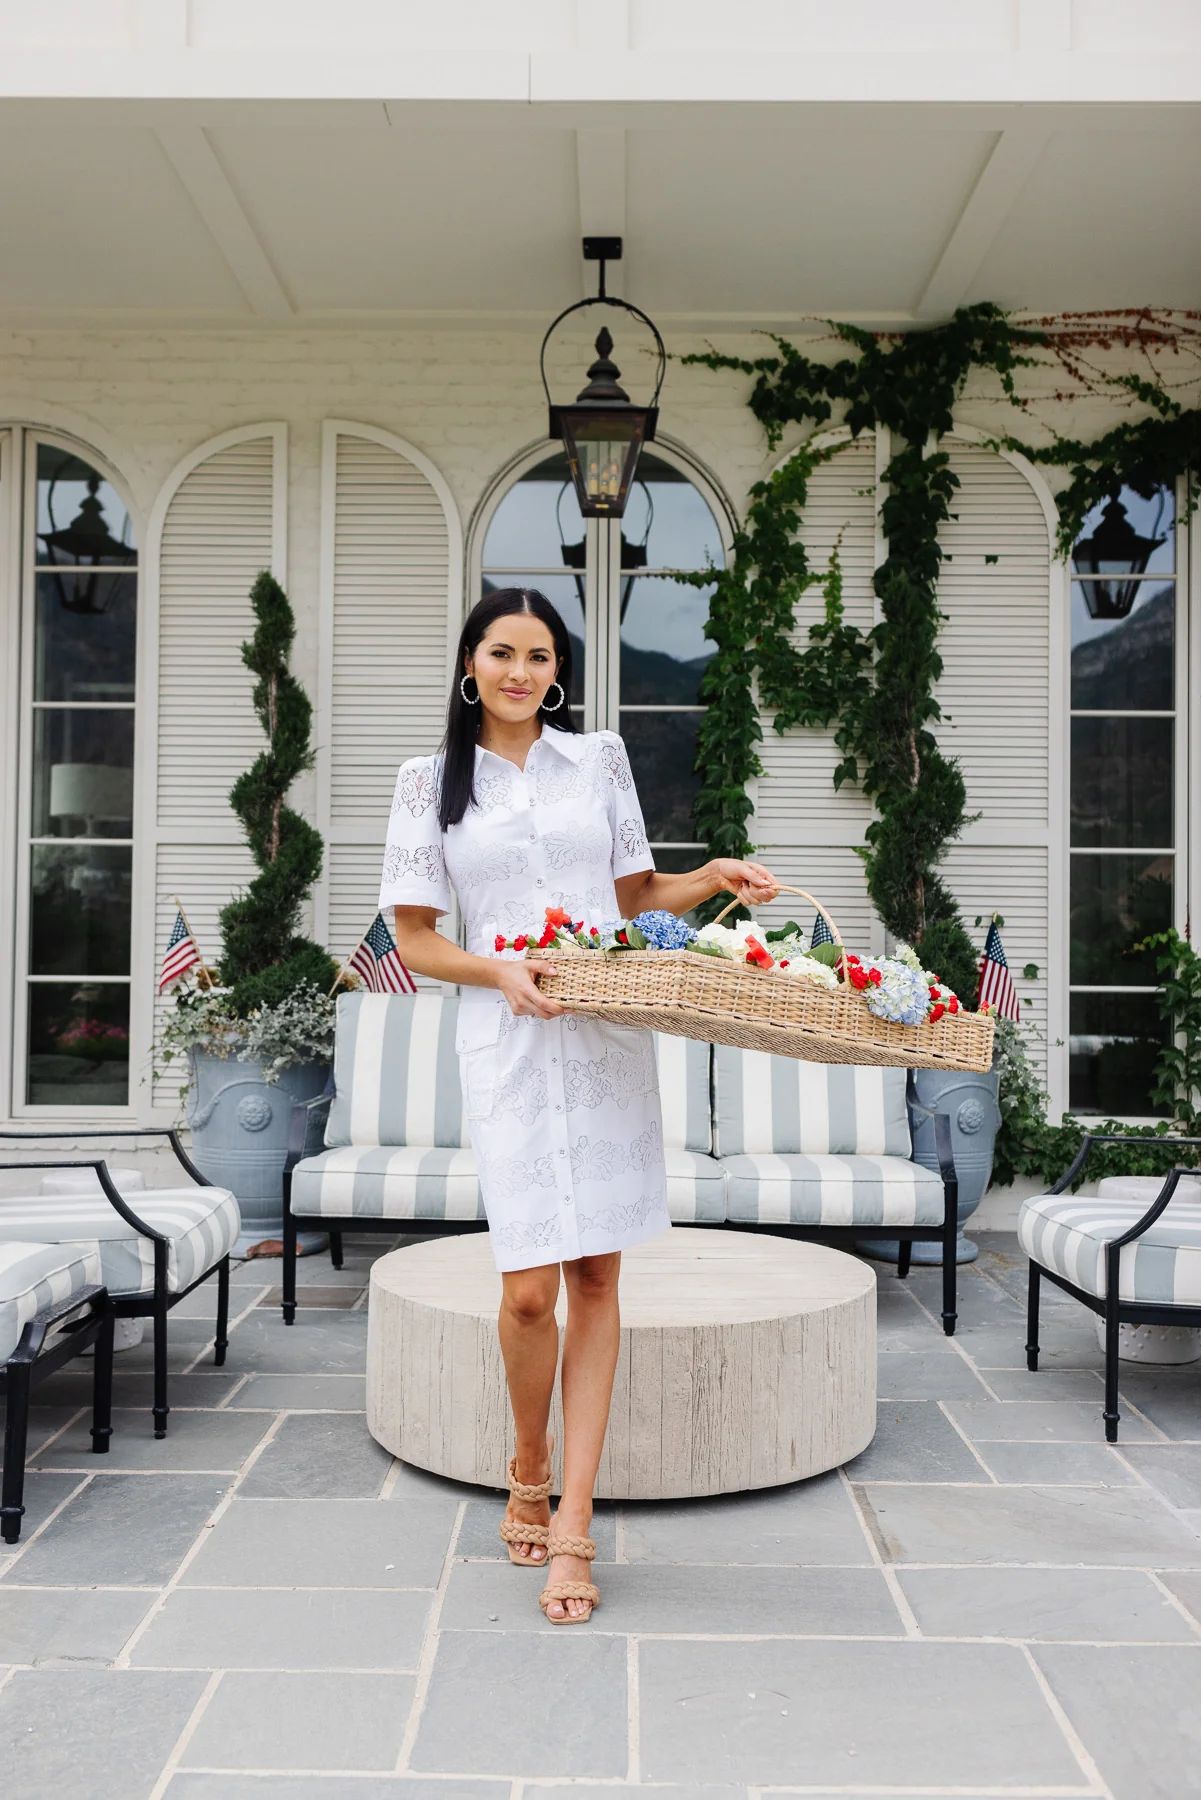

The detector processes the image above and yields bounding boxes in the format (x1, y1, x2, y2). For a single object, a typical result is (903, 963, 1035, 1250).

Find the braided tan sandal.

(498, 1436, 555, 1566)
(538, 1529, 600, 1623)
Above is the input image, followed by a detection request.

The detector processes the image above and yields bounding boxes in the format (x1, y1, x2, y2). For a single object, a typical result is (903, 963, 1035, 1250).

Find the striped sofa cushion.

(653, 1033, 713, 1153)
(326, 992, 468, 1149)
(0, 1240, 103, 1364)
(0, 1187, 239, 1298)
(291, 1145, 726, 1225)
(724, 1152, 944, 1227)
(713, 1044, 912, 1158)
(1019, 1187, 1201, 1308)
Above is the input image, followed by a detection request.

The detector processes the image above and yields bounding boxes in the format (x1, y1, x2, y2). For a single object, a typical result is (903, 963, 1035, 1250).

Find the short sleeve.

(598, 730, 656, 881)
(377, 756, 453, 917)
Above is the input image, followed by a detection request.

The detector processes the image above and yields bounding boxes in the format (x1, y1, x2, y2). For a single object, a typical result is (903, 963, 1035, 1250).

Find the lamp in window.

(38, 472, 132, 615)
(1072, 496, 1168, 621)
(557, 477, 653, 613)
(540, 237, 666, 520)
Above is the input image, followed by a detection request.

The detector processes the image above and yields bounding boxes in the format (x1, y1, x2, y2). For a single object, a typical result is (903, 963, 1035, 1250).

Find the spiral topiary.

(215, 569, 340, 1015)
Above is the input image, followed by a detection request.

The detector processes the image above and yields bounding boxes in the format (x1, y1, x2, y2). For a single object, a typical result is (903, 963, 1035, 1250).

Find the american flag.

(977, 918, 1020, 1021)
(159, 909, 201, 991)
(810, 909, 836, 949)
(348, 912, 415, 994)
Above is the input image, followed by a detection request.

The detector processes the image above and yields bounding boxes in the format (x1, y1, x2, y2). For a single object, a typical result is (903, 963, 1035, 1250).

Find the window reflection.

(1069, 992, 1169, 1118)
(1070, 580, 1173, 712)
(27, 981, 130, 1107)
(36, 443, 135, 567)
(35, 570, 138, 703)
(32, 709, 135, 838)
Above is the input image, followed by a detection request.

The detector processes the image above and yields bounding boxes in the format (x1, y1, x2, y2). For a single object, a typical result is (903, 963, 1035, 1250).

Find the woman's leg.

(497, 1262, 561, 1561)
(546, 1251, 621, 1620)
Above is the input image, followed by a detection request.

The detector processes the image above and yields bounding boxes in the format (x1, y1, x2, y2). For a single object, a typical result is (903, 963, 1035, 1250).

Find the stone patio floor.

(2, 1230, 1200, 1800)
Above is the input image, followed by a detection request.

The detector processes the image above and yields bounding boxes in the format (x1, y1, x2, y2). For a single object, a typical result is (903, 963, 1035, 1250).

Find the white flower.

(775, 954, 838, 990)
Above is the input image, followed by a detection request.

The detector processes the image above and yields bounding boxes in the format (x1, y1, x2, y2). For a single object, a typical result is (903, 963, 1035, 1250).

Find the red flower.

(494, 933, 506, 951)
(537, 925, 556, 948)
(545, 906, 573, 928)
(590, 926, 599, 937)
(848, 966, 870, 991)
(779, 958, 790, 968)
(948, 996, 960, 1014)
(513, 934, 528, 952)
(929, 985, 941, 999)
(930, 1002, 946, 1022)
(616, 929, 628, 944)
(867, 968, 882, 986)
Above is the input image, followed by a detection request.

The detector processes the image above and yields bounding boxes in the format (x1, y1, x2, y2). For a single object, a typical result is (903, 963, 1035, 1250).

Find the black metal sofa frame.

(0, 1132, 232, 1438)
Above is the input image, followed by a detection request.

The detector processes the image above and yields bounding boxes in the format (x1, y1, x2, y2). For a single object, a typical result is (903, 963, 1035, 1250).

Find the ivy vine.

(678, 307, 1201, 930)
(674, 304, 1201, 1176)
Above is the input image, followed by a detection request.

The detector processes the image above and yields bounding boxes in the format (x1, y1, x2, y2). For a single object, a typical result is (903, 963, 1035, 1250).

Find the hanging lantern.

(1072, 495, 1168, 621)
(540, 237, 666, 520)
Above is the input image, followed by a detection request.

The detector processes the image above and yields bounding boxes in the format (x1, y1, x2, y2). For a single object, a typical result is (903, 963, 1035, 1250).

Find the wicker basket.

(525, 884, 995, 1073)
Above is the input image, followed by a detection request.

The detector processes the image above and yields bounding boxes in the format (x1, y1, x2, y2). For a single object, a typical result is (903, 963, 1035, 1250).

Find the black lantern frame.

(1072, 492, 1170, 621)
(540, 236, 666, 520)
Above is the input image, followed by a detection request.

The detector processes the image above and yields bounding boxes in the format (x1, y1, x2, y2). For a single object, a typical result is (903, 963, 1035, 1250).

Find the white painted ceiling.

(0, 98, 1198, 327)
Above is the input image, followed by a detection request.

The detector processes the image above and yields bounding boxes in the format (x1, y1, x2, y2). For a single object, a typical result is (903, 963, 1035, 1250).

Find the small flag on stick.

(810, 909, 835, 950)
(976, 916, 1020, 1021)
(159, 902, 214, 992)
(330, 911, 415, 997)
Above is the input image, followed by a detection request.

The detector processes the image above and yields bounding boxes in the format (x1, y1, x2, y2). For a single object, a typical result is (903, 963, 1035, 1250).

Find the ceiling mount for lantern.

(540, 236, 666, 519)
(1072, 493, 1169, 621)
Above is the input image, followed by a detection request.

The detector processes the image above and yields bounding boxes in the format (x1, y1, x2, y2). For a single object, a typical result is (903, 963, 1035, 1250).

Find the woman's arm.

(615, 856, 780, 920)
(389, 906, 566, 1018)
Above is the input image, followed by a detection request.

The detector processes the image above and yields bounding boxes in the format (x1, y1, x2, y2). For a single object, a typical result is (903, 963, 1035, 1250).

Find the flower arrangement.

(495, 906, 985, 1031)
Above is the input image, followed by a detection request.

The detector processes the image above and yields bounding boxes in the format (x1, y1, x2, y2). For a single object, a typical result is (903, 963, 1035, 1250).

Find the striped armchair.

(712, 1044, 960, 1333)
(280, 992, 725, 1323)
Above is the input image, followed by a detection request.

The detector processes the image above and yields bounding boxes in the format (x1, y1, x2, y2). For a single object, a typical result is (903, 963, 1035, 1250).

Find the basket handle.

(710, 883, 848, 978)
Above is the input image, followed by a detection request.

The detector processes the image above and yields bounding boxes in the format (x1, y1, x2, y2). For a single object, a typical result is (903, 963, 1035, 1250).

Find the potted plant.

(158, 570, 341, 1256)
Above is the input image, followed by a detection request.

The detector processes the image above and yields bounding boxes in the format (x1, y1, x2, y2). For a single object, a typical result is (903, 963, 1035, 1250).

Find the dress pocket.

(458, 1044, 497, 1121)
(455, 996, 504, 1122)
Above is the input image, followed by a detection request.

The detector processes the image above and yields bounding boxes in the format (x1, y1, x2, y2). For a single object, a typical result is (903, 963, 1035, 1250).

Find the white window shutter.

(317, 422, 462, 988)
(139, 425, 286, 1116)
(751, 432, 879, 950)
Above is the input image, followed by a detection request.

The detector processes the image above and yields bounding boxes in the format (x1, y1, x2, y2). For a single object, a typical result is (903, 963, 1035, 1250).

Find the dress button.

(528, 833, 536, 843)
(563, 1193, 572, 1205)
(535, 877, 544, 887)
(551, 1055, 557, 1064)
(558, 1148, 565, 1157)
(554, 1102, 562, 1112)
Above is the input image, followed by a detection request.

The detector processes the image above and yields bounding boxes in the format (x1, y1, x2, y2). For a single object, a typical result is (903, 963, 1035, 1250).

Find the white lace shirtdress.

(376, 723, 673, 1272)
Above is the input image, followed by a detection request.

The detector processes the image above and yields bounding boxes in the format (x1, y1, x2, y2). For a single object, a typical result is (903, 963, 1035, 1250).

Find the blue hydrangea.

(862, 958, 930, 1026)
(631, 908, 699, 950)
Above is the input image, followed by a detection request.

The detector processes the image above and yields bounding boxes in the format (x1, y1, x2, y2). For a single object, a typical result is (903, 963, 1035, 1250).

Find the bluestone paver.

(180, 1495, 455, 1588)
(183, 1670, 415, 1770)
(1032, 1643, 1201, 1798)
(129, 1585, 431, 1670)
(0, 1668, 208, 1798)
(237, 1412, 393, 1498)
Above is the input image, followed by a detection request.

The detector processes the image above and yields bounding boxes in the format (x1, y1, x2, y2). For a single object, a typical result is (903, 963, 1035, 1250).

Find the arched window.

(11, 434, 138, 1110)
(1068, 479, 1184, 1117)
(477, 443, 730, 870)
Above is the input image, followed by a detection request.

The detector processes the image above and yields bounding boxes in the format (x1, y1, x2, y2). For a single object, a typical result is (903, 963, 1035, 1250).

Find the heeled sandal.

(498, 1440, 554, 1566)
(538, 1530, 601, 1623)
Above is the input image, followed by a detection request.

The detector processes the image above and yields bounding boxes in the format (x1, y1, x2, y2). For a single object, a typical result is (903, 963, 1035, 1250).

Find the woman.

(378, 587, 781, 1623)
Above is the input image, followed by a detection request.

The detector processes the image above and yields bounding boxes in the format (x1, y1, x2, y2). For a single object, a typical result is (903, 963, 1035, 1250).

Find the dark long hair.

(437, 587, 580, 830)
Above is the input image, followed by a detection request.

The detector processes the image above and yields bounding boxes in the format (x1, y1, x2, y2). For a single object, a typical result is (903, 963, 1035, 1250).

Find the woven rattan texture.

(525, 946, 993, 1071)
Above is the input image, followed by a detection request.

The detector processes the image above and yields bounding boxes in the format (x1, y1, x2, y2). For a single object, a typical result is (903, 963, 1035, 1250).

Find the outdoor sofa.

(0, 1236, 113, 1543)
(1019, 1136, 1201, 1441)
(0, 1131, 240, 1437)
(282, 990, 961, 1331)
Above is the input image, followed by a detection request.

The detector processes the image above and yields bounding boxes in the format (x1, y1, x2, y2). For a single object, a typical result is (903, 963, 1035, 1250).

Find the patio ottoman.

(365, 1226, 876, 1499)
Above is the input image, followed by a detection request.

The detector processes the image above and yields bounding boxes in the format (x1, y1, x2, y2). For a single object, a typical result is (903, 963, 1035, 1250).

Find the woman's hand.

(711, 857, 782, 907)
(494, 957, 567, 1021)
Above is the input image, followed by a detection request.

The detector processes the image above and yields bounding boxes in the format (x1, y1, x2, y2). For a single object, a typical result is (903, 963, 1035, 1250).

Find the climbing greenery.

(674, 304, 1201, 1174)
(215, 570, 340, 1015)
(677, 306, 1201, 941)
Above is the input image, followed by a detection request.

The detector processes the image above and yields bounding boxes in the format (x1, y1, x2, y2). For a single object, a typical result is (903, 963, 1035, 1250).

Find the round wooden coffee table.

(366, 1227, 876, 1498)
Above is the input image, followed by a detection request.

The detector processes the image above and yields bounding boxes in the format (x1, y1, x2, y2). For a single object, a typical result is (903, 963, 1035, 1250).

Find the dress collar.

(474, 723, 587, 768)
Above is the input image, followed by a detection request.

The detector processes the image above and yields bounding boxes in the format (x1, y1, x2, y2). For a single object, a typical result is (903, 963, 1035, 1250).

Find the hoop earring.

(541, 681, 566, 712)
(459, 673, 481, 705)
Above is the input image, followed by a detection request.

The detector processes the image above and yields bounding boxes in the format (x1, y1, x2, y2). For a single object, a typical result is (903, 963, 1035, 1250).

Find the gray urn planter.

(185, 1047, 330, 1254)
(862, 1063, 1002, 1267)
